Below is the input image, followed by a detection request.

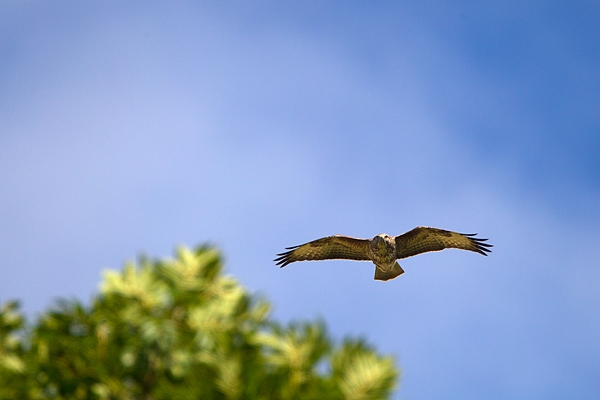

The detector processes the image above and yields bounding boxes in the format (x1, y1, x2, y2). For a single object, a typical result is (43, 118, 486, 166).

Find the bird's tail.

(374, 262, 404, 281)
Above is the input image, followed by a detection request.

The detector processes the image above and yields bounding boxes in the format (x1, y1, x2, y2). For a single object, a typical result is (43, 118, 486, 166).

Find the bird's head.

(372, 234, 393, 250)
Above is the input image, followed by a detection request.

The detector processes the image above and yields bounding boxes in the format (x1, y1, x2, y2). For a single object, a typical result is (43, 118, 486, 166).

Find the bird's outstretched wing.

(274, 235, 371, 267)
(395, 227, 492, 260)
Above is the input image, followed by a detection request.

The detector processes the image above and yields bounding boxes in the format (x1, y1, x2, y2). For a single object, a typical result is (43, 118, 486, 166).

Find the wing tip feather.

(274, 251, 292, 267)
(466, 235, 493, 256)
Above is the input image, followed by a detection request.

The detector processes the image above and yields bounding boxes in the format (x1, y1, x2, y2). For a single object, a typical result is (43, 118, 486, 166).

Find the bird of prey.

(275, 226, 492, 281)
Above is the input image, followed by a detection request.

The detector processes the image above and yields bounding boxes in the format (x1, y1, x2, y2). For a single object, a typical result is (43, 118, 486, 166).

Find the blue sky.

(1, 1, 599, 398)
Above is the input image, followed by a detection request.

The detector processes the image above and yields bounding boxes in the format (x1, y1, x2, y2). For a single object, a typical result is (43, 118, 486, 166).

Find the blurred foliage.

(0, 245, 399, 399)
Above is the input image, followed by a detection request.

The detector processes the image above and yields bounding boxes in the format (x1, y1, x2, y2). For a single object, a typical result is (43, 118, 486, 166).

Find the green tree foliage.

(0, 246, 399, 399)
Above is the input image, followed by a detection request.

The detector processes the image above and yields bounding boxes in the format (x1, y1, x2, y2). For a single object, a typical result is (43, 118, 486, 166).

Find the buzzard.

(275, 226, 492, 281)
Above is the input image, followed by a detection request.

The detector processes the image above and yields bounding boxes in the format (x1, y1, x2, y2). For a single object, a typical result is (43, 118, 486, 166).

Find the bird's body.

(367, 234, 404, 280)
(275, 227, 492, 281)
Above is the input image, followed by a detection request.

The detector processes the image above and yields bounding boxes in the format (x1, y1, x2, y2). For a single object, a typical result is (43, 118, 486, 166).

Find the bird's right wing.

(395, 226, 492, 260)
(274, 235, 371, 267)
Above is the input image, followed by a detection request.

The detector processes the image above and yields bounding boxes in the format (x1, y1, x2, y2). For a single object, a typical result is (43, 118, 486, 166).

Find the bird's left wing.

(395, 226, 492, 260)
(275, 235, 371, 267)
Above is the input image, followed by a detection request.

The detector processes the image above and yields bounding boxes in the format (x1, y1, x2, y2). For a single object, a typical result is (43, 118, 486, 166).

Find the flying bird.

(275, 226, 492, 281)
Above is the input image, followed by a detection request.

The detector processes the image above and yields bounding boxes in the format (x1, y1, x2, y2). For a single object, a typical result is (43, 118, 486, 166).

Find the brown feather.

(274, 235, 371, 267)
(394, 226, 492, 260)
